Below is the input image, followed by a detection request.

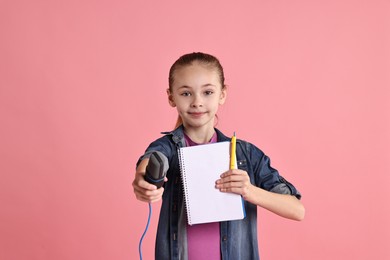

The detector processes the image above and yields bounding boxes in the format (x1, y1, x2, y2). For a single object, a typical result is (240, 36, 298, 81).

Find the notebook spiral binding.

(178, 148, 192, 225)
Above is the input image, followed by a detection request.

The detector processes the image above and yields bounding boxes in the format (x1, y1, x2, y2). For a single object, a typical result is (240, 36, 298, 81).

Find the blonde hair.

(168, 52, 226, 129)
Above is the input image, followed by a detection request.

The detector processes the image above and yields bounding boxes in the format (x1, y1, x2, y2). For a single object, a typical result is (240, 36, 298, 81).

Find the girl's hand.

(215, 169, 254, 201)
(132, 158, 167, 203)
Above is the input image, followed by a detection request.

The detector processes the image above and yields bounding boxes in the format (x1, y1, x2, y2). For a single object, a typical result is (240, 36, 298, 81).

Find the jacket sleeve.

(248, 142, 302, 199)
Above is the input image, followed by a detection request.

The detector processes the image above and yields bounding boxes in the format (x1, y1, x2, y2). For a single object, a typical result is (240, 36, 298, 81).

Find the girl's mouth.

(188, 112, 206, 117)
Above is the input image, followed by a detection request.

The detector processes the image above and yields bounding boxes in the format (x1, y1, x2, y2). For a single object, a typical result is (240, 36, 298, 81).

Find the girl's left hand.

(215, 169, 254, 201)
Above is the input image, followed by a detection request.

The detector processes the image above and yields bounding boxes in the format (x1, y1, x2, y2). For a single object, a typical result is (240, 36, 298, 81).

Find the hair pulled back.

(169, 52, 226, 91)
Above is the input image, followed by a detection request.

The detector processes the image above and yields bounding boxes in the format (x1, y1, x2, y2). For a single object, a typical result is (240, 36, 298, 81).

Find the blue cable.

(139, 202, 152, 260)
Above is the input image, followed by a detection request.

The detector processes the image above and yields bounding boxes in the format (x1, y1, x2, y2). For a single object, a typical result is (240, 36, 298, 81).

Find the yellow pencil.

(230, 132, 236, 170)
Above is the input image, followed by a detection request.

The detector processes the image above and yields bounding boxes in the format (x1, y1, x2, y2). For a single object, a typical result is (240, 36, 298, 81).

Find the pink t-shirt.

(184, 132, 221, 260)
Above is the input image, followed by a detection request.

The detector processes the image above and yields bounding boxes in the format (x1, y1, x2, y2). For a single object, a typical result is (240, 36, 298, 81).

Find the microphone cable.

(138, 202, 152, 260)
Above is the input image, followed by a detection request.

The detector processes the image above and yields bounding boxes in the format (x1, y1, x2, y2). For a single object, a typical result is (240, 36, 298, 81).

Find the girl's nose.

(191, 95, 203, 107)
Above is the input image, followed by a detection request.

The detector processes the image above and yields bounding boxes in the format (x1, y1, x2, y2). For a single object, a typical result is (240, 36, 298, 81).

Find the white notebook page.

(179, 141, 245, 225)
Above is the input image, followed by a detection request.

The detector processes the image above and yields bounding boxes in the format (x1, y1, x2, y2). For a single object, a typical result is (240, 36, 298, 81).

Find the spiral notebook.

(178, 141, 246, 225)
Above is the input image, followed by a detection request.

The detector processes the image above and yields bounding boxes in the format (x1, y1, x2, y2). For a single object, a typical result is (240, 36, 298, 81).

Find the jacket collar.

(162, 125, 230, 146)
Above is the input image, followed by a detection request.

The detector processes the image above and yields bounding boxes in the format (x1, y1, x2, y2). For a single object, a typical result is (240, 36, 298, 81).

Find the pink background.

(1, 0, 389, 259)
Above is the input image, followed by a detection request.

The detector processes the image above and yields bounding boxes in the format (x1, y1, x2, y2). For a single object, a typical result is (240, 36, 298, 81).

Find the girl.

(132, 52, 305, 260)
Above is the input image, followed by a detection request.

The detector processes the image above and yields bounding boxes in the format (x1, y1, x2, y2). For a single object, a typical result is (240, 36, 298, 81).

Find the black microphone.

(144, 151, 169, 188)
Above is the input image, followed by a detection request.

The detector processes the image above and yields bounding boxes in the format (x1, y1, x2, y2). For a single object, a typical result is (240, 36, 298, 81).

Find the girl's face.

(168, 62, 226, 131)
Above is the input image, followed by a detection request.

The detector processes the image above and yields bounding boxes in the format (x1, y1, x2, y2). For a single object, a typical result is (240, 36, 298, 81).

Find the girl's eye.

(204, 90, 214, 95)
(181, 92, 191, 97)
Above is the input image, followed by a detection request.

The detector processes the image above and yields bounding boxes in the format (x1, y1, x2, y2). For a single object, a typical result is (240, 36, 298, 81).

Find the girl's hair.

(168, 52, 226, 129)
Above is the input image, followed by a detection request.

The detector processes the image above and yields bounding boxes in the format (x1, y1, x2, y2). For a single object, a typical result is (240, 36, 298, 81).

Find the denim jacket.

(137, 126, 301, 260)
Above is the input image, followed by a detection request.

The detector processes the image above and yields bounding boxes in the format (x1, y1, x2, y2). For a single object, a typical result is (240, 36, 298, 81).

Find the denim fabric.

(137, 125, 301, 260)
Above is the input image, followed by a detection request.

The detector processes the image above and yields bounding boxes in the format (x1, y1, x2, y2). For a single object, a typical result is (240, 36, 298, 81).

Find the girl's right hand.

(132, 158, 167, 203)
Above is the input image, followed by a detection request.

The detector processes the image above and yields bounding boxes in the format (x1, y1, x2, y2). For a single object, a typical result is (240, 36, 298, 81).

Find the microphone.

(144, 151, 169, 188)
(139, 151, 169, 260)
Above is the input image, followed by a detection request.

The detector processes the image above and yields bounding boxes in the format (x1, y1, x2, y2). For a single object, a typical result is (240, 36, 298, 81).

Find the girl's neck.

(183, 126, 216, 144)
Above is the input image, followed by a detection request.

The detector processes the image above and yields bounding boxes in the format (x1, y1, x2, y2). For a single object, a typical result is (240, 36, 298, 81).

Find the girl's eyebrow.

(177, 85, 191, 90)
(202, 83, 217, 88)
(177, 84, 216, 90)
(177, 83, 217, 90)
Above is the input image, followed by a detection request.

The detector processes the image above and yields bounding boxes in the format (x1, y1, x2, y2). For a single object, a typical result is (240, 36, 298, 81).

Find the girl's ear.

(167, 89, 176, 107)
(219, 87, 227, 105)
